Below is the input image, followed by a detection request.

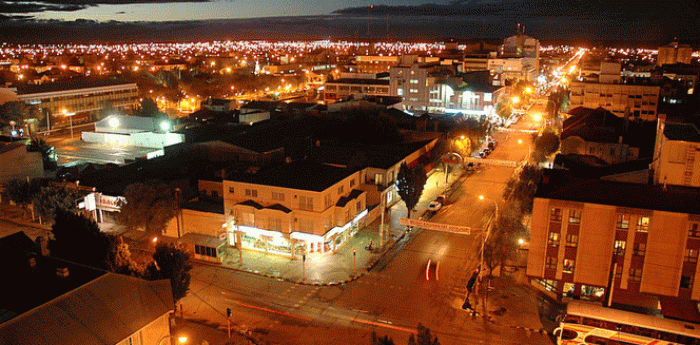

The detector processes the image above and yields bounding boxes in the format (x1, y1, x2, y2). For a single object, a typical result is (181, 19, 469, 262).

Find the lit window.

(245, 189, 258, 198)
(616, 214, 630, 229)
(548, 232, 559, 247)
(566, 234, 578, 247)
(397, 88, 404, 96)
(685, 249, 698, 264)
(614, 240, 626, 256)
(636, 217, 650, 232)
(569, 210, 581, 224)
(563, 259, 575, 274)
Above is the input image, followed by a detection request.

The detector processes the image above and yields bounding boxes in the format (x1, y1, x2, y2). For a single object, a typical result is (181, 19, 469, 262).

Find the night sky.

(1, 0, 698, 43)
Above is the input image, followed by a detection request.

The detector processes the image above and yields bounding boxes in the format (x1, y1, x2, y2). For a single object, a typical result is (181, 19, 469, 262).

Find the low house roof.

(227, 160, 353, 192)
(0, 273, 174, 345)
(15, 78, 135, 95)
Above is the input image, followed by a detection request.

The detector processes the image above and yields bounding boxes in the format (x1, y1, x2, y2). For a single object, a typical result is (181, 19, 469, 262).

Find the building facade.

(569, 81, 661, 121)
(324, 78, 390, 102)
(528, 170, 700, 320)
(657, 42, 694, 66)
(0, 79, 138, 129)
(652, 119, 700, 188)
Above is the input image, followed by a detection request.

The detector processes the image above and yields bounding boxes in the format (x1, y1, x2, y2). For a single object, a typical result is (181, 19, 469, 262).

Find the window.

(356, 200, 363, 213)
(633, 242, 646, 256)
(545, 256, 557, 270)
(298, 219, 314, 232)
(629, 268, 642, 282)
(374, 173, 384, 185)
(409, 89, 419, 93)
(245, 189, 258, 198)
(324, 194, 333, 208)
(615, 267, 623, 280)
(228, 187, 235, 194)
(550, 208, 562, 222)
(636, 217, 650, 232)
(195, 245, 217, 258)
(685, 249, 698, 264)
(268, 217, 282, 231)
(690, 223, 700, 238)
(548, 232, 560, 247)
(569, 210, 581, 224)
(272, 191, 285, 202)
(566, 234, 578, 247)
(299, 196, 313, 211)
(616, 214, 630, 229)
(563, 259, 575, 274)
(338, 185, 344, 195)
(410, 79, 418, 84)
(350, 179, 355, 187)
(614, 240, 626, 256)
(397, 88, 404, 96)
(681, 275, 693, 289)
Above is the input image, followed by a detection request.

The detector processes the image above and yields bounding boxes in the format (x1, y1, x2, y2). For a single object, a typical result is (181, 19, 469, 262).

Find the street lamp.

(157, 335, 187, 345)
(62, 108, 76, 139)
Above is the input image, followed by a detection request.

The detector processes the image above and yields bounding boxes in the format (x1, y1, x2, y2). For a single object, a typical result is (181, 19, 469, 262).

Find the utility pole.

(302, 254, 306, 280)
(353, 249, 357, 276)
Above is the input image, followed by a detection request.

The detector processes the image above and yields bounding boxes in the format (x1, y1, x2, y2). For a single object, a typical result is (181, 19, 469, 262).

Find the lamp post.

(61, 108, 76, 139)
(157, 335, 187, 345)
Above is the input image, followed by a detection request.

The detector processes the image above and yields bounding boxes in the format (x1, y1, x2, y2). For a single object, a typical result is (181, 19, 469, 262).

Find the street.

(179, 105, 557, 344)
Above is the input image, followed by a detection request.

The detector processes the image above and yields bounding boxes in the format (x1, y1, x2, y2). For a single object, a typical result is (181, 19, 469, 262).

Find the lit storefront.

(227, 209, 367, 258)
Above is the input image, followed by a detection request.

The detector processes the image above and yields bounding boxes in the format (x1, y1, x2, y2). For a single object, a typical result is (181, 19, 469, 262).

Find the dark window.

(616, 214, 630, 229)
(566, 234, 578, 247)
(633, 242, 646, 256)
(681, 275, 693, 289)
(550, 208, 562, 222)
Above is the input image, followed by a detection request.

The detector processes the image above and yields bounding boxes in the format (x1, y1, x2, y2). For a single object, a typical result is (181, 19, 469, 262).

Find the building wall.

(390, 64, 432, 110)
(355, 56, 399, 74)
(654, 129, 700, 187)
(0, 145, 44, 185)
(569, 81, 661, 120)
(324, 81, 390, 102)
(528, 197, 700, 305)
(117, 312, 171, 345)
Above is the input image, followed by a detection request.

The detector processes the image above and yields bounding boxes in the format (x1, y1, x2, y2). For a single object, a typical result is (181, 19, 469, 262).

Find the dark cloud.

(0, 0, 210, 14)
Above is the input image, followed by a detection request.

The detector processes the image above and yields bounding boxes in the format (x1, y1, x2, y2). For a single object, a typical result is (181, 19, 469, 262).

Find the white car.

(428, 201, 443, 212)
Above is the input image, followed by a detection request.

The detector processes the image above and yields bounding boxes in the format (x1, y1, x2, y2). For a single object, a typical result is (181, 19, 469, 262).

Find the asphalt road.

(182, 108, 552, 344)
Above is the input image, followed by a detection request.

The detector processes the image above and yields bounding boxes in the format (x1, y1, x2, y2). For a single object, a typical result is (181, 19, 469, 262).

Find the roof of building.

(336, 189, 365, 207)
(0, 273, 174, 345)
(95, 114, 161, 133)
(0, 231, 37, 255)
(663, 122, 700, 142)
(14, 78, 136, 95)
(536, 169, 700, 215)
(182, 200, 225, 214)
(227, 160, 353, 192)
(326, 78, 390, 85)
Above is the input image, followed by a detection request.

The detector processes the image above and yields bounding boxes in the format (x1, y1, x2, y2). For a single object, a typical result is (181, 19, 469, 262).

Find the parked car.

(428, 200, 443, 212)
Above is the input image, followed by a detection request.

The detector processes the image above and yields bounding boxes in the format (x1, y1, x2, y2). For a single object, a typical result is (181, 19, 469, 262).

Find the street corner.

(172, 318, 246, 345)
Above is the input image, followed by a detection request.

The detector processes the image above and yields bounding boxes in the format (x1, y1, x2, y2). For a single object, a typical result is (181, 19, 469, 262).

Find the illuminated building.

(529, 169, 700, 322)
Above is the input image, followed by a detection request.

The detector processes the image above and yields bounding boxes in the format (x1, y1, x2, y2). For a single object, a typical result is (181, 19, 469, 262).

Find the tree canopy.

(396, 162, 427, 220)
(534, 130, 561, 158)
(49, 209, 112, 270)
(117, 182, 178, 236)
(145, 242, 192, 302)
(408, 324, 440, 345)
(27, 136, 57, 170)
(0, 101, 43, 127)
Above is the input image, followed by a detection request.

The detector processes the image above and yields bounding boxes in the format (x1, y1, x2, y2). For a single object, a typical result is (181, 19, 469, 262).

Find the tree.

(33, 185, 81, 223)
(396, 162, 427, 220)
(49, 209, 112, 270)
(27, 136, 57, 170)
(132, 97, 162, 118)
(145, 242, 192, 302)
(408, 324, 440, 345)
(117, 182, 178, 237)
(370, 332, 395, 345)
(106, 236, 143, 276)
(534, 130, 561, 157)
(0, 101, 43, 128)
(3, 178, 43, 219)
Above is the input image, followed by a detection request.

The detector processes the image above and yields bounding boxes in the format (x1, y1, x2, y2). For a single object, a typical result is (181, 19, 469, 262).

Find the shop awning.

(180, 233, 225, 248)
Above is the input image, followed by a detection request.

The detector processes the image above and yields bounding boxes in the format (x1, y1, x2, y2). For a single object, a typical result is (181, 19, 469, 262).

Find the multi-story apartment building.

(569, 80, 661, 121)
(324, 78, 390, 102)
(0, 79, 138, 129)
(502, 32, 540, 74)
(657, 41, 694, 66)
(390, 63, 437, 111)
(355, 55, 400, 74)
(528, 169, 700, 321)
(652, 117, 700, 187)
